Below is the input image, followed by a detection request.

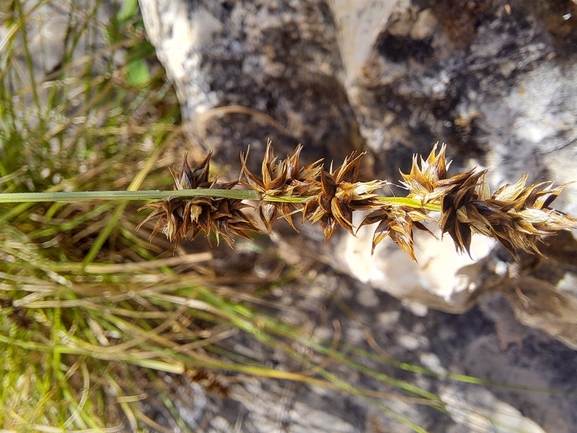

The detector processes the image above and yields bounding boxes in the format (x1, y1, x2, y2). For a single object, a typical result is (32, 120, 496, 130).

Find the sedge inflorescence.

(137, 142, 576, 260)
(137, 152, 259, 248)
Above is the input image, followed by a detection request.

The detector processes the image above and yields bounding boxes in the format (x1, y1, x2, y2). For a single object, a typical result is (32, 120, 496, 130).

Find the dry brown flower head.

(439, 170, 577, 258)
(359, 206, 433, 260)
(241, 140, 322, 232)
(401, 142, 451, 204)
(137, 153, 260, 248)
(303, 152, 386, 240)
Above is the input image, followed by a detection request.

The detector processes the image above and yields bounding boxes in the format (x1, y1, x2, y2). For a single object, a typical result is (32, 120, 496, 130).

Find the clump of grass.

(2, 1, 577, 433)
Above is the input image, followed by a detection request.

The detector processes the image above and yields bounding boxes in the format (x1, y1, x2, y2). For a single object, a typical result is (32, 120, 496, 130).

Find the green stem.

(377, 196, 441, 212)
(0, 189, 260, 203)
(0, 189, 441, 212)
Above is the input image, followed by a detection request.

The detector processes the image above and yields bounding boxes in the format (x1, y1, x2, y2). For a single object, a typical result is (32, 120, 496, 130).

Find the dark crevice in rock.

(376, 32, 435, 64)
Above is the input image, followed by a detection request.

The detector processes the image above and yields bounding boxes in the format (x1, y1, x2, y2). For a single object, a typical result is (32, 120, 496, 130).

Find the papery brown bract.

(303, 152, 386, 240)
(437, 169, 487, 256)
(137, 198, 187, 243)
(359, 206, 433, 260)
(241, 141, 322, 232)
(438, 169, 577, 259)
(137, 156, 260, 248)
(175, 151, 213, 190)
(401, 143, 451, 205)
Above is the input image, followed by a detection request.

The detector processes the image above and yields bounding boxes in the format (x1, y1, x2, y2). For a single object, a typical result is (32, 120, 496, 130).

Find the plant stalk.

(0, 189, 440, 211)
(0, 189, 260, 203)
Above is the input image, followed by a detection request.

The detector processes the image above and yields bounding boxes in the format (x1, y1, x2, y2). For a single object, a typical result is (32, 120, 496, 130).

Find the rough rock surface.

(138, 0, 577, 431)
(144, 266, 577, 432)
(139, 0, 577, 330)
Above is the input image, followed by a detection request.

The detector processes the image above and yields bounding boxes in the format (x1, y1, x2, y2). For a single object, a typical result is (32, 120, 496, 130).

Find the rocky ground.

(144, 259, 577, 432)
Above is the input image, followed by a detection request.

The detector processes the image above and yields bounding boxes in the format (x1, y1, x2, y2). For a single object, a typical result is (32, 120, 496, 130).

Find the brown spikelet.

(438, 169, 577, 258)
(175, 151, 213, 189)
(359, 206, 433, 259)
(137, 197, 188, 243)
(401, 142, 451, 204)
(437, 169, 487, 256)
(241, 140, 322, 232)
(137, 154, 260, 248)
(303, 152, 386, 240)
